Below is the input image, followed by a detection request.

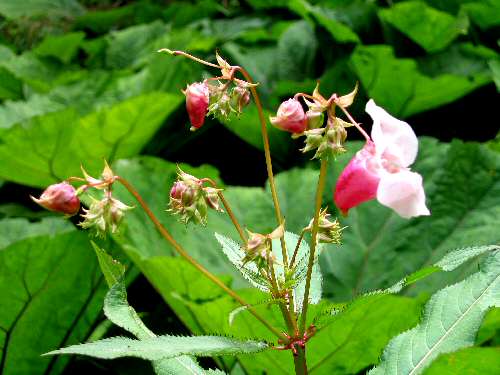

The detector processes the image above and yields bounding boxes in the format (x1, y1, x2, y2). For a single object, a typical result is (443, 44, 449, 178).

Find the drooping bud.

(80, 196, 133, 236)
(185, 82, 209, 129)
(31, 182, 80, 216)
(270, 98, 307, 134)
(305, 208, 343, 244)
(325, 123, 347, 156)
(231, 86, 251, 113)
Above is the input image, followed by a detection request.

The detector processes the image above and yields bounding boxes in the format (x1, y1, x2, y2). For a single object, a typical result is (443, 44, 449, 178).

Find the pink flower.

(185, 82, 209, 129)
(270, 98, 307, 134)
(31, 182, 80, 216)
(334, 100, 430, 219)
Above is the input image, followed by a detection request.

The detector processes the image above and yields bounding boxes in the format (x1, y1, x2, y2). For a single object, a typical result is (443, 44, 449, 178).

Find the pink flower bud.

(170, 181, 187, 200)
(270, 98, 307, 134)
(31, 182, 80, 216)
(185, 82, 209, 129)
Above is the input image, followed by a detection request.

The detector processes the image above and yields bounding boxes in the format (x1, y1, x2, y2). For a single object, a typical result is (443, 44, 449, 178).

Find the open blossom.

(185, 82, 209, 129)
(31, 182, 80, 216)
(270, 98, 307, 134)
(334, 100, 430, 219)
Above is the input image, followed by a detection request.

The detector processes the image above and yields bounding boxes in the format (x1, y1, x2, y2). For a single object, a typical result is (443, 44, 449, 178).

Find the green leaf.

(370, 250, 500, 375)
(476, 308, 500, 345)
(489, 59, 500, 92)
(307, 294, 424, 374)
(350, 45, 491, 116)
(276, 20, 318, 81)
(462, 0, 500, 30)
(91, 241, 126, 288)
(423, 347, 500, 375)
(0, 218, 110, 375)
(34, 32, 86, 64)
(0, 92, 182, 187)
(0, 0, 84, 19)
(379, 1, 468, 53)
(45, 335, 269, 360)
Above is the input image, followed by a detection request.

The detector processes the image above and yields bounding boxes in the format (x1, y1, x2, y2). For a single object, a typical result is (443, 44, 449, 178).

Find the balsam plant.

(33, 50, 500, 375)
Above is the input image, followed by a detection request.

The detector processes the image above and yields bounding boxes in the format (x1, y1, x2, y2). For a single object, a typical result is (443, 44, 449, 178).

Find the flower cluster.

(31, 162, 133, 236)
(168, 168, 223, 225)
(183, 53, 252, 131)
(270, 83, 358, 160)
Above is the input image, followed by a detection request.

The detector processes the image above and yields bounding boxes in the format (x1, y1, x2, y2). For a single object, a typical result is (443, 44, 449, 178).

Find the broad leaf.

(351, 45, 491, 116)
(0, 0, 84, 19)
(379, 1, 468, 53)
(370, 250, 500, 375)
(423, 347, 500, 374)
(45, 335, 269, 360)
(34, 32, 86, 64)
(92, 242, 126, 288)
(0, 92, 182, 187)
(0, 218, 110, 375)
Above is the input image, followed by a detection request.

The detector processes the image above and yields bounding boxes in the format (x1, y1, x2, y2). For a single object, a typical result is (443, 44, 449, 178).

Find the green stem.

(290, 230, 307, 268)
(299, 159, 328, 332)
(116, 177, 285, 340)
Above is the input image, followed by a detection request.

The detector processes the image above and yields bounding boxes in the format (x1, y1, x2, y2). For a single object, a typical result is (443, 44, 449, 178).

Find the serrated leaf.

(370, 250, 500, 375)
(215, 233, 270, 292)
(92, 241, 126, 288)
(45, 335, 269, 360)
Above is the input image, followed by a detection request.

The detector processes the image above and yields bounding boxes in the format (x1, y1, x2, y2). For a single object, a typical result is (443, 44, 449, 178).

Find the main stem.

(116, 177, 285, 340)
(299, 159, 328, 332)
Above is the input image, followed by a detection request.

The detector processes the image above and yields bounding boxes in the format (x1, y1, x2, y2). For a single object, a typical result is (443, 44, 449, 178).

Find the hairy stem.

(299, 159, 328, 332)
(290, 230, 306, 268)
(116, 176, 285, 340)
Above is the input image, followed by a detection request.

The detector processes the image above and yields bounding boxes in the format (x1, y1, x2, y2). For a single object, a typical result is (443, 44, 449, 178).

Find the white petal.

(376, 170, 430, 219)
(366, 99, 418, 167)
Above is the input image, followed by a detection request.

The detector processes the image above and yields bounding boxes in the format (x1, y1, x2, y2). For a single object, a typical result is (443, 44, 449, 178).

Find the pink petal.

(334, 142, 381, 215)
(366, 99, 418, 168)
(376, 170, 430, 218)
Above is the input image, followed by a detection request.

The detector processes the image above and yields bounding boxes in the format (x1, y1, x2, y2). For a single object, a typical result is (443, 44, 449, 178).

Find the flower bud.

(185, 82, 209, 129)
(306, 110, 324, 129)
(306, 208, 343, 244)
(203, 187, 223, 212)
(31, 182, 80, 216)
(301, 128, 325, 154)
(270, 98, 307, 134)
(326, 125, 347, 156)
(80, 196, 133, 236)
(231, 86, 251, 113)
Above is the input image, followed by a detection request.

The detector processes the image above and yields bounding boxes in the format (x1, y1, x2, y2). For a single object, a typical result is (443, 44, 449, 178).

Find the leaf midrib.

(409, 272, 499, 374)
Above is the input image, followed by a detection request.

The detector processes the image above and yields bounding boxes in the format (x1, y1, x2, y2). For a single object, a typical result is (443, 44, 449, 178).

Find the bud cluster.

(270, 83, 359, 160)
(168, 168, 223, 225)
(184, 53, 252, 131)
(305, 208, 344, 245)
(31, 161, 134, 237)
(243, 224, 284, 268)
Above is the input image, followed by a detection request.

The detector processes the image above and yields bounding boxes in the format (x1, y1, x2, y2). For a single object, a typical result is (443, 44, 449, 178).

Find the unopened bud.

(301, 128, 325, 154)
(326, 125, 347, 155)
(306, 110, 324, 129)
(270, 98, 307, 134)
(80, 196, 133, 236)
(203, 187, 223, 212)
(31, 182, 80, 216)
(185, 82, 209, 129)
(306, 208, 343, 244)
(231, 86, 251, 113)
